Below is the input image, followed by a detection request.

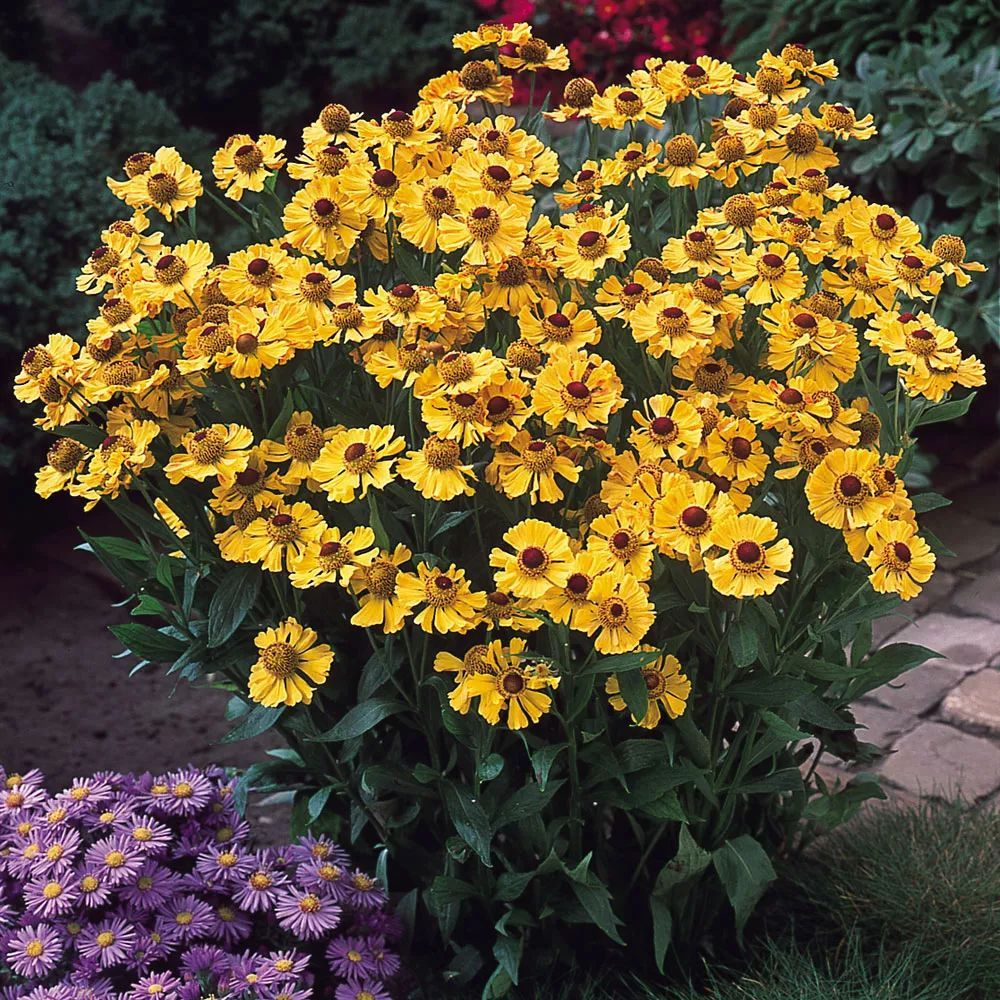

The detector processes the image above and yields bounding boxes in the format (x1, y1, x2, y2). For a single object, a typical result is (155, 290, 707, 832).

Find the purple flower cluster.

(0, 766, 401, 1000)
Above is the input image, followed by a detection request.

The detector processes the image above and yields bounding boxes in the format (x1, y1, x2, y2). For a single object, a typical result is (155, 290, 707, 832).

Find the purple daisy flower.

(193, 846, 255, 888)
(24, 875, 80, 918)
(208, 901, 252, 946)
(159, 771, 213, 817)
(334, 981, 392, 1000)
(294, 857, 349, 900)
(274, 888, 341, 939)
(179, 942, 229, 978)
(156, 893, 215, 942)
(341, 870, 387, 911)
(118, 860, 181, 913)
(32, 826, 83, 876)
(126, 926, 179, 975)
(264, 984, 314, 1000)
(6, 923, 64, 977)
(89, 796, 138, 831)
(222, 951, 280, 992)
(113, 814, 173, 856)
(78, 916, 138, 968)
(55, 778, 113, 816)
(363, 935, 400, 980)
(0, 782, 46, 820)
(128, 971, 182, 1000)
(286, 835, 349, 868)
(259, 948, 310, 980)
(325, 935, 377, 981)
(232, 855, 290, 913)
(84, 834, 143, 886)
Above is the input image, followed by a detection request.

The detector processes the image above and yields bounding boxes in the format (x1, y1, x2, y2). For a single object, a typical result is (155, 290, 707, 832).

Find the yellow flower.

(628, 288, 717, 359)
(35, 437, 88, 500)
(537, 550, 602, 630)
(164, 424, 253, 485)
(212, 134, 286, 201)
(490, 518, 573, 599)
(866, 312, 958, 370)
(553, 210, 631, 281)
(209, 448, 289, 516)
(281, 176, 367, 263)
(218, 245, 292, 306)
(499, 34, 570, 73)
(132, 242, 214, 309)
(590, 84, 665, 130)
(434, 643, 491, 715)
(574, 573, 655, 653)
(349, 545, 420, 634)
(312, 425, 406, 503)
(258, 411, 340, 488)
(463, 638, 558, 730)
(422, 392, 489, 447)
(726, 243, 806, 305)
(289, 526, 378, 589)
(761, 122, 839, 177)
(518, 299, 600, 355)
(802, 103, 876, 141)
(657, 133, 712, 188)
(216, 307, 292, 379)
(864, 519, 936, 601)
(805, 448, 892, 530)
(248, 618, 332, 708)
(652, 476, 735, 568)
(532, 351, 625, 430)
(395, 179, 459, 252)
(662, 226, 743, 277)
(653, 56, 735, 101)
(397, 436, 477, 501)
(396, 562, 486, 634)
(705, 514, 793, 598)
(930, 233, 987, 288)
(242, 501, 326, 573)
(545, 76, 599, 122)
(842, 203, 922, 260)
(705, 417, 769, 485)
(606, 650, 691, 728)
(762, 302, 859, 391)
(362, 283, 447, 332)
(437, 202, 529, 266)
(586, 510, 655, 582)
(899, 350, 986, 403)
(488, 432, 581, 504)
(108, 146, 202, 221)
(594, 271, 660, 323)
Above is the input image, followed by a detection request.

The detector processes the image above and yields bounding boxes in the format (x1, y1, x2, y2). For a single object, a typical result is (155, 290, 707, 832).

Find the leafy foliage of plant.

(0, 56, 209, 476)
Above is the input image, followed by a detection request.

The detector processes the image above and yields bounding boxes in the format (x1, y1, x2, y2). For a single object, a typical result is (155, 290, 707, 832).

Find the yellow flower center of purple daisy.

(298, 893, 322, 913)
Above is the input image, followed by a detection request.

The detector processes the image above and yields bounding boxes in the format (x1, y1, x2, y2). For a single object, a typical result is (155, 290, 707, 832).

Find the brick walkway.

(828, 481, 1000, 803)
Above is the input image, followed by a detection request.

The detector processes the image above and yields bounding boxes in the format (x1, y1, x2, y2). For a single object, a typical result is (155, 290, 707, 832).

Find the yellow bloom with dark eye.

(258, 411, 341, 488)
(215, 307, 291, 379)
(727, 243, 806, 305)
(595, 270, 660, 322)
(398, 435, 477, 501)
(732, 62, 809, 105)
(822, 263, 896, 319)
(488, 431, 581, 504)
(762, 302, 859, 391)
(422, 392, 489, 447)
(132, 241, 214, 309)
(218, 244, 291, 306)
(630, 394, 703, 464)
(662, 226, 743, 277)
(805, 448, 892, 530)
(413, 348, 505, 399)
(287, 140, 358, 183)
(349, 544, 420, 634)
(574, 572, 655, 653)
(866, 311, 958, 370)
(242, 500, 326, 573)
(450, 150, 534, 214)
(209, 448, 290, 516)
(337, 152, 418, 221)
(532, 351, 625, 430)
(354, 106, 439, 157)
(312, 424, 406, 503)
(434, 643, 491, 715)
(606, 649, 691, 728)
(396, 562, 486, 634)
(490, 518, 573, 599)
(705, 417, 769, 486)
(553, 209, 631, 281)
(899, 350, 986, 403)
(652, 476, 735, 567)
(395, 179, 459, 252)
(437, 202, 529, 266)
(165, 423, 253, 485)
(248, 618, 332, 708)
(725, 102, 798, 146)
(453, 22, 531, 52)
(653, 56, 735, 101)
(70, 411, 160, 509)
(864, 519, 935, 601)
(842, 203, 922, 260)
(705, 514, 793, 598)
(761, 122, 840, 177)
(422, 60, 514, 107)
(463, 638, 557, 730)
(746, 377, 832, 435)
(761, 44, 838, 84)
(518, 299, 600, 355)
(586, 510, 655, 582)
(108, 146, 202, 221)
(628, 288, 716, 359)
(536, 550, 601, 629)
(281, 176, 367, 263)
(289, 526, 377, 590)
(657, 133, 712, 189)
(301, 102, 361, 150)
(273, 257, 356, 331)
(35, 437, 89, 500)
(555, 160, 607, 209)
(499, 34, 570, 72)
(802, 103, 876, 141)
(362, 283, 447, 332)
(212, 134, 286, 201)
(930, 234, 987, 288)
(590, 84, 666, 130)
(864, 248, 942, 302)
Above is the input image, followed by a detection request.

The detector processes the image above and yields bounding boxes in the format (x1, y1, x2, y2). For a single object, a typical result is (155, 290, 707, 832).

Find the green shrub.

(0, 56, 209, 477)
(71, 0, 473, 136)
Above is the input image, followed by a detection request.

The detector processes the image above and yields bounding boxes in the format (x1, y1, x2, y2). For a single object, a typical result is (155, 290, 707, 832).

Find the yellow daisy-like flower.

(490, 518, 573, 599)
(281, 176, 367, 263)
(590, 84, 666, 130)
(248, 618, 332, 708)
(532, 351, 625, 430)
(518, 299, 600, 355)
(396, 562, 486, 634)
(242, 501, 327, 573)
(899, 350, 986, 403)
(662, 226, 743, 277)
(289, 526, 378, 590)
(545, 76, 599, 122)
(218, 245, 291, 306)
(212, 134, 287, 201)
(864, 519, 936, 602)
(258, 411, 340, 488)
(499, 34, 570, 72)
(805, 448, 892, 530)
(132, 241, 214, 309)
(488, 431, 581, 504)
(802, 103, 876, 141)
(705, 417, 769, 485)
(930, 233, 987, 288)
(108, 146, 203, 221)
(628, 288, 717, 359)
(606, 650, 691, 728)
(363, 283, 447, 332)
(652, 477, 734, 567)
(434, 643, 491, 715)
(705, 514, 793, 598)
(630, 395, 703, 463)
(842, 203, 922, 260)
(727, 243, 806, 305)
(594, 270, 660, 323)
(397, 436, 477, 501)
(35, 437, 89, 500)
(349, 545, 420, 634)
(574, 573, 655, 653)
(437, 202, 529, 266)
(164, 423, 253, 485)
(395, 179, 459, 253)
(653, 56, 735, 101)
(215, 308, 291, 380)
(209, 448, 289, 517)
(761, 122, 839, 177)
(658, 133, 712, 188)
(553, 210, 631, 281)
(586, 510, 655, 582)
(312, 425, 406, 503)
(463, 638, 558, 730)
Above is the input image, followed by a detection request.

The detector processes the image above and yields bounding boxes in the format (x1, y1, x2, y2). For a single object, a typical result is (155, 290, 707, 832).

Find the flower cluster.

(0, 767, 400, 1000)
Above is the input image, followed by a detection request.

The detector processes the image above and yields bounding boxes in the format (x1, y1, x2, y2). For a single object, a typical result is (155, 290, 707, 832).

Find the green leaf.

(477, 753, 505, 782)
(712, 835, 776, 933)
(847, 643, 941, 700)
(429, 875, 478, 906)
(726, 676, 813, 706)
(791, 693, 854, 731)
(580, 648, 662, 675)
(495, 779, 565, 829)
(492, 934, 522, 986)
(760, 709, 811, 743)
(265, 391, 296, 439)
(368, 492, 391, 549)
(307, 786, 333, 823)
(650, 897, 673, 974)
(207, 564, 261, 647)
(219, 703, 283, 743)
(530, 744, 566, 791)
(568, 868, 625, 945)
(442, 782, 492, 866)
(109, 623, 187, 663)
(915, 393, 975, 426)
(652, 826, 712, 897)
(804, 772, 886, 828)
(312, 697, 406, 741)
(738, 767, 804, 795)
(429, 509, 474, 540)
(727, 618, 759, 668)
(617, 665, 649, 722)
(495, 870, 534, 902)
(910, 491, 951, 513)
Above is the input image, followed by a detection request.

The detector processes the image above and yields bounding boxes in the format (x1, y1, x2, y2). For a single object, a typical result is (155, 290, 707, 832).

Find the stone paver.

(951, 571, 1000, 622)
(949, 483, 1000, 525)
(941, 669, 1000, 734)
(879, 721, 1000, 799)
(908, 570, 958, 617)
(853, 700, 918, 748)
(887, 612, 1000, 674)
(921, 510, 1000, 570)
(870, 661, 966, 715)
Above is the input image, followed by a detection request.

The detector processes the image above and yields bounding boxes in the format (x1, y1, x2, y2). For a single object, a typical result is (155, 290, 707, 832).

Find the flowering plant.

(0, 766, 402, 1000)
(12, 19, 987, 993)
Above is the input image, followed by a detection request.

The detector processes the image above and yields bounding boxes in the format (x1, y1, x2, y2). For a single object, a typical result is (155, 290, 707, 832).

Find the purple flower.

(341, 870, 387, 911)
(232, 855, 290, 913)
(274, 888, 342, 939)
(113, 814, 173, 856)
(295, 857, 349, 900)
(179, 942, 228, 978)
(76, 867, 114, 908)
(155, 771, 213, 817)
(118, 860, 180, 913)
(286, 835, 349, 868)
(222, 951, 280, 992)
(208, 900, 253, 946)
(55, 778, 114, 816)
(156, 893, 215, 942)
(78, 916, 138, 968)
(84, 835, 143, 886)
(6, 923, 64, 977)
(364, 935, 400, 980)
(334, 981, 392, 1000)
(128, 971, 182, 1000)
(193, 846, 255, 888)
(264, 984, 314, 1000)
(326, 935, 377, 981)
(259, 948, 310, 980)
(24, 875, 80, 918)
